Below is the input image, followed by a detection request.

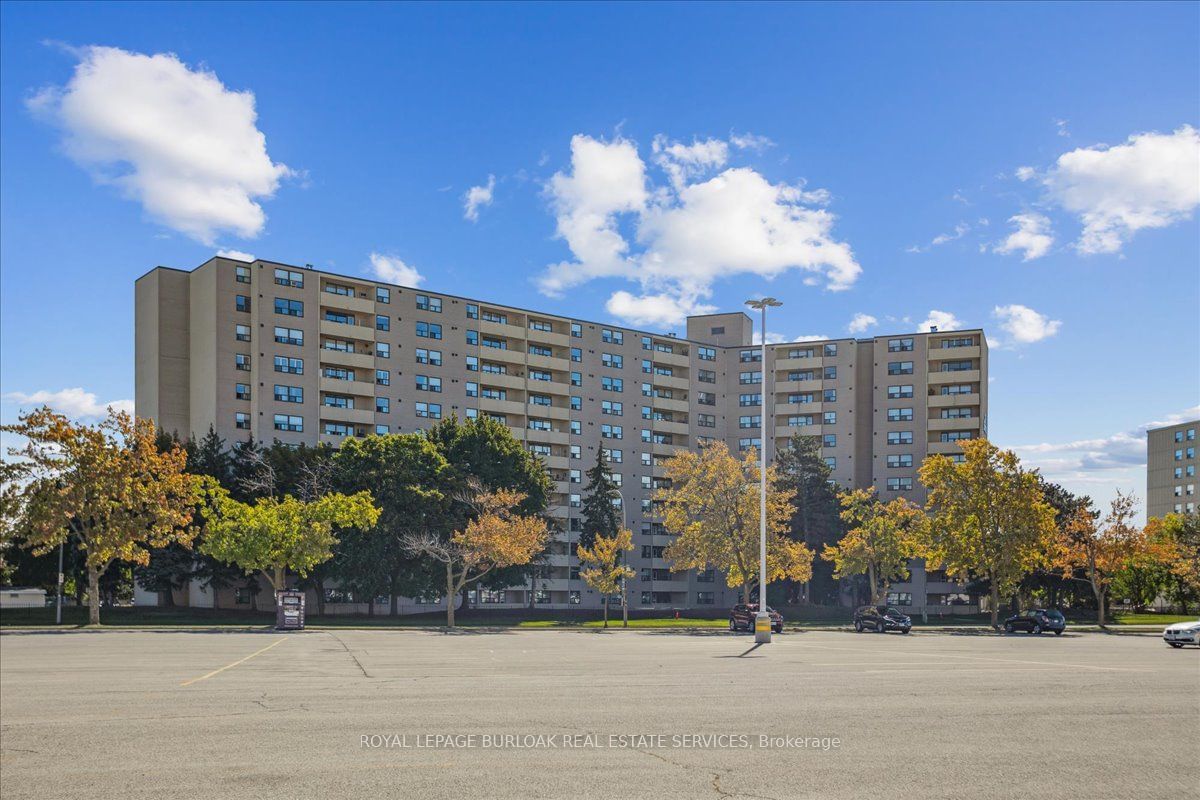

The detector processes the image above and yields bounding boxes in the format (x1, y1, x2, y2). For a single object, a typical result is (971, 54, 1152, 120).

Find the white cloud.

(368, 252, 423, 287)
(4, 387, 133, 420)
(540, 133, 860, 327)
(1054, 119, 1070, 138)
(791, 334, 828, 343)
(1015, 166, 1037, 182)
(216, 249, 255, 261)
(992, 304, 1061, 344)
(729, 132, 774, 152)
(847, 313, 878, 334)
(751, 331, 787, 345)
(463, 174, 495, 222)
(918, 310, 963, 333)
(993, 212, 1054, 261)
(909, 222, 970, 253)
(27, 46, 292, 245)
(1036, 125, 1200, 255)
(604, 291, 715, 328)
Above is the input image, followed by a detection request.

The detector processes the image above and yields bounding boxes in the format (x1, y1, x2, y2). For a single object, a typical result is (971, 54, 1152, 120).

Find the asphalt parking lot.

(1, 627, 1196, 800)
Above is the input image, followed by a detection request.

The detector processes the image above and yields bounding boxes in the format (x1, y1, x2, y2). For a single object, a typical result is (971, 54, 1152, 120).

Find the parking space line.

(794, 642, 1149, 672)
(180, 637, 289, 686)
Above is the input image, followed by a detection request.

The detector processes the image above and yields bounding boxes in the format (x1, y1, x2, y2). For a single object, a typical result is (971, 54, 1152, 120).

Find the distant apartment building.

(135, 256, 988, 612)
(1146, 419, 1199, 520)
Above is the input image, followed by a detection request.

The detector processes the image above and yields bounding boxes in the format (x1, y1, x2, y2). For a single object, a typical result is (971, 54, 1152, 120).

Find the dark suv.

(854, 605, 912, 634)
(1003, 608, 1066, 635)
(729, 603, 784, 634)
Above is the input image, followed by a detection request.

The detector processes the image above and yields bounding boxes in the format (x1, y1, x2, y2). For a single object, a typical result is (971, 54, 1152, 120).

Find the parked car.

(853, 605, 911, 634)
(1163, 620, 1200, 648)
(1003, 608, 1066, 635)
(729, 603, 783, 634)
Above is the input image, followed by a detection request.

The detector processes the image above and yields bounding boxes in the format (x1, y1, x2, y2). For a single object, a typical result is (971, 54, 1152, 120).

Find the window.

(641, 359, 652, 374)
(376, 315, 390, 332)
(376, 397, 390, 414)
(823, 366, 837, 380)
(569, 493, 581, 509)
(376, 342, 390, 358)
(823, 343, 837, 357)
(482, 336, 506, 350)
(941, 360, 974, 372)
(416, 321, 442, 339)
(887, 431, 914, 445)
(697, 392, 716, 406)
(602, 329, 624, 344)
(466, 330, 478, 346)
(608, 449, 623, 464)
(463, 381, 478, 398)
(375, 369, 390, 386)
(274, 385, 303, 403)
(376, 287, 390, 304)
(790, 393, 814, 404)
(698, 413, 716, 428)
(887, 361, 914, 376)
(482, 310, 507, 324)
(601, 400, 623, 416)
(235, 265, 251, 283)
(886, 591, 912, 606)
(823, 411, 837, 425)
(235, 412, 250, 430)
(571, 347, 582, 362)
(465, 356, 479, 372)
(274, 298, 303, 317)
(941, 384, 973, 396)
(323, 394, 353, 409)
(739, 371, 762, 384)
(696, 592, 715, 605)
(375, 424, 390, 435)
(739, 349, 761, 363)
(570, 395, 582, 411)
(888, 385, 914, 399)
(235, 353, 251, 371)
(789, 370, 816, 382)
(415, 402, 442, 419)
(466, 303, 478, 319)
(274, 356, 303, 374)
(888, 338, 913, 352)
(529, 370, 552, 382)
(738, 438, 761, 452)
(886, 477, 913, 492)
(570, 322, 582, 338)
(738, 393, 761, 407)
(415, 375, 442, 393)
(570, 445, 582, 460)
(529, 319, 553, 333)
(482, 362, 507, 375)
(602, 353, 624, 369)
(788, 347, 814, 359)
(710, 326, 725, 335)
(236, 295, 251, 312)
(698, 346, 716, 361)
(274, 268, 303, 287)
(571, 372, 582, 387)
(415, 348, 442, 366)
(698, 369, 716, 384)
(601, 424, 623, 439)
(273, 414, 303, 432)
(941, 407, 973, 419)
(324, 310, 355, 325)
(822, 434, 836, 448)
(415, 294, 442, 312)
(888, 408, 914, 422)
(274, 326, 303, 346)
(235, 324, 251, 342)
(788, 415, 814, 427)
(601, 376, 623, 392)
(739, 415, 761, 428)
(887, 454, 913, 468)
(528, 418, 552, 431)
(529, 393, 551, 407)
(940, 336, 975, 348)
(570, 420, 581, 435)
(323, 422, 353, 437)
(324, 282, 353, 296)
(235, 383, 251, 400)
(322, 367, 353, 381)
(823, 388, 837, 403)
(941, 431, 975, 442)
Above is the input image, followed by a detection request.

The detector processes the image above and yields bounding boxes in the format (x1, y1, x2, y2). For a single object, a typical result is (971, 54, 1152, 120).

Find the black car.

(729, 603, 784, 634)
(854, 605, 911, 634)
(1003, 608, 1066, 635)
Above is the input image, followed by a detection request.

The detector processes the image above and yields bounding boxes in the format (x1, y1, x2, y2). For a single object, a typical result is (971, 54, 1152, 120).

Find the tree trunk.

(989, 580, 1000, 629)
(621, 579, 628, 628)
(87, 564, 101, 625)
(868, 563, 879, 604)
(273, 566, 285, 591)
(1094, 582, 1107, 627)
(742, 581, 752, 606)
(389, 573, 399, 617)
(603, 597, 609, 628)
(160, 588, 176, 608)
(445, 563, 456, 628)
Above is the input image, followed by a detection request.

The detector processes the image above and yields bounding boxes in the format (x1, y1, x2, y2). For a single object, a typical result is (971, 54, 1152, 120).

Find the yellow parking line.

(180, 637, 288, 686)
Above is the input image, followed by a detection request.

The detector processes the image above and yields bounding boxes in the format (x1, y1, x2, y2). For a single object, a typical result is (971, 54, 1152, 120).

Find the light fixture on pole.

(746, 297, 781, 644)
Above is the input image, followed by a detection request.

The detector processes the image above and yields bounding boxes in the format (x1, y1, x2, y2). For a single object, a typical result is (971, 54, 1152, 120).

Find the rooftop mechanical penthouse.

(135, 256, 989, 612)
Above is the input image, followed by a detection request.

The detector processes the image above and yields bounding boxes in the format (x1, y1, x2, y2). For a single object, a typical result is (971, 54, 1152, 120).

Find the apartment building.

(1147, 419, 1199, 520)
(135, 256, 988, 613)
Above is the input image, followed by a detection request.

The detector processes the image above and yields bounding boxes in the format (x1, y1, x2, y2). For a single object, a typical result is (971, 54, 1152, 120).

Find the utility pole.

(746, 297, 782, 644)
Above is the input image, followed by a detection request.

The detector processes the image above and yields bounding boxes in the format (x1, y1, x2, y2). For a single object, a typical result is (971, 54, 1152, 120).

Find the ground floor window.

(886, 591, 912, 606)
(696, 592, 714, 605)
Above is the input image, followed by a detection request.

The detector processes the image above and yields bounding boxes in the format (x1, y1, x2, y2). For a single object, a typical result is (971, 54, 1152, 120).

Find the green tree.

(578, 528, 636, 628)
(775, 434, 844, 603)
(2, 409, 204, 624)
(822, 488, 926, 604)
(201, 486, 381, 592)
(333, 433, 453, 615)
(134, 543, 195, 606)
(580, 448, 622, 550)
(1146, 512, 1200, 613)
(919, 438, 1057, 629)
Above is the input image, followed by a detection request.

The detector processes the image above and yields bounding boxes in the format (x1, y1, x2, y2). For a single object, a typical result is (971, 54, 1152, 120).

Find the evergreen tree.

(775, 434, 844, 604)
(580, 448, 621, 550)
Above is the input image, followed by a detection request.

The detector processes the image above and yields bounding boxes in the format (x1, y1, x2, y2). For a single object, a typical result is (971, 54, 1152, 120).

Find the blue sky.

(2, 2, 1197, 514)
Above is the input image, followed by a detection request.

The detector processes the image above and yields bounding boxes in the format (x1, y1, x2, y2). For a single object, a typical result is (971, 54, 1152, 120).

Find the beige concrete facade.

(135, 256, 988, 612)
(1146, 419, 1199, 520)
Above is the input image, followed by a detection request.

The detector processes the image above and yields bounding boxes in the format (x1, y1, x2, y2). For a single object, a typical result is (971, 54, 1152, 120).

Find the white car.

(1162, 620, 1200, 648)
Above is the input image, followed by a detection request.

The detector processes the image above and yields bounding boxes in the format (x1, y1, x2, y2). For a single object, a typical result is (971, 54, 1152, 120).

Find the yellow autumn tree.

(1144, 512, 1199, 609)
(2, 408, 204, 625)
(823, 488, 927, 603)
(656, 442, 812, 605)
(920, 438, 1057, 628)
(405, 481, 549, 627)
(577, 527, 636, 628)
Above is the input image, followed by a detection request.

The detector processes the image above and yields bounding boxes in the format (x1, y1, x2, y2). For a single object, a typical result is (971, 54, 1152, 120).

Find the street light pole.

(613, 485, 629, 628)
(56, 540, 64, 625)
(746, 297, 782, 644)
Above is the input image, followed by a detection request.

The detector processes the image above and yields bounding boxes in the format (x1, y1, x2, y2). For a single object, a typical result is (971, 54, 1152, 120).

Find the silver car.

(1163, 620, 1200, 648)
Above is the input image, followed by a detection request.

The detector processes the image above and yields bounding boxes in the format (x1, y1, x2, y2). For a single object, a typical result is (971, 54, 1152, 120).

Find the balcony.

(533, 404, 570, 421)
(929, 345, 981, 361)
(928, 368, 980, 385)
(927, 440, 966, 455)
(774, 401, 824, 416)
(319, 432, 359, 448)
(480, 319, 527, 340)
(320, 405, 375, 425)
(772, 356, 823, 371)
(652, 439, 684, 457)
(652, 373, 689, 391)
(482, 346, 526, 366)
(927, 392, 979, 409)
(478, 372, 525, 391)
(319, 292, 375, 315)
(531, 379, 571, 396)
(774, 378, 826, 393)
(652, 395, 689, 413)
(542, 454, 570, 470)
(654, 419, 690, 436)
(527, 352, 570, 373)
(929, 416, 981, 431)
(653, 350, 689, 368)
(319, 348, 375, 371)
(477, 397, 524, 418)
(545, 504, 570, 519)
(319, 377, 377, 397)
(319, 319, 376, 343)
(527, 428, 570, 446)
(526, 327, 570, 348)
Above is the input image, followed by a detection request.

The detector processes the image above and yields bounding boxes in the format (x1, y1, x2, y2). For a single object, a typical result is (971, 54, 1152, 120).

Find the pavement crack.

(325, 631, 372, 678)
